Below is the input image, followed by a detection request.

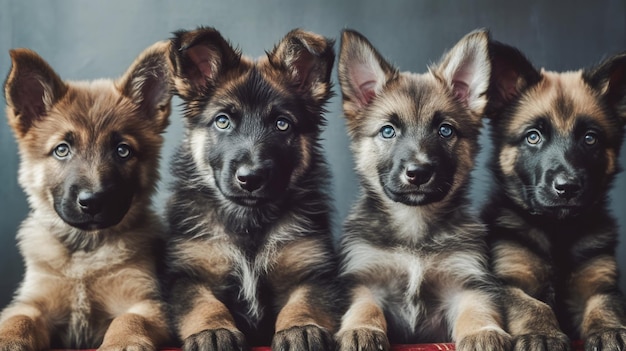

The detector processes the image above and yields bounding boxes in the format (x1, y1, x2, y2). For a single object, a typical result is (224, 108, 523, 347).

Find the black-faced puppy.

(165, 27, 339, 350)
(335, 29, 511, 351)
(484, 40, 626, 351)
(0, 42, 173, 350)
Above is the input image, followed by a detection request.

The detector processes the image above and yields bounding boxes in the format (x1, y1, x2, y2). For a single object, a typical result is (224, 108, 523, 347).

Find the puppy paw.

(457, 329, 512, 351)
(182, 328, 247, 351)
(585, 328, 626, 351)
(512, 332, 570, 351)
(335, 328, 390, 351)
(98, 340, 155, 351)
(272, 324, 333, 351)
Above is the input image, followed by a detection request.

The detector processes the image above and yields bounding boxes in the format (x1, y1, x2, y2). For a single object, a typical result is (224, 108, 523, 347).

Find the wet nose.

(405, 163, 434, 186)
(236, 166, 269, 192)
(552, 173, 581, 199)
(77, 190, 104, 215)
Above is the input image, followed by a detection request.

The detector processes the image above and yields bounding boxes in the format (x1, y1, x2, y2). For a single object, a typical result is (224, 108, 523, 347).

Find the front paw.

(457, 329, 512, 351)
(511, 332, 570, 351)
(585, 328, 626, 351)
(272, 325, 333, 351)
(335, 328, 390, 351)
(183, 328, 247, 351)
(98, 341, 155, 351)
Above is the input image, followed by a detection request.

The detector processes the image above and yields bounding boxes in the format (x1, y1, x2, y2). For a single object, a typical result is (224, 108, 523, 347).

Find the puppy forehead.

(27, 80, 142, 149)
(367, 72, 449, 125)
(507, 70, 609, 134)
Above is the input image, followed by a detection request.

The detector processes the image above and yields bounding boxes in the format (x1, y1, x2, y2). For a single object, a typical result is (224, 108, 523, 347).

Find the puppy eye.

(526, 130, 542, 145)
(438, 123, 455, 138)
(379, 125, 396, 139)
(116, 143, 132, 159)
(583, 131, 598, 146)
(53, 143, 71, 159)
(276, 118, 291, 132)
(215, 113, 231, 130)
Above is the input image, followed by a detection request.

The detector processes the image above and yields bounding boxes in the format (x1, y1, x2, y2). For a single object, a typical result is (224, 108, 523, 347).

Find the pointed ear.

(118, 40, 173, 131)
(267, 28, 335, 103)
(583, 53, 626, 123)
(338, 29, 397, 118)
(433, 29, 492, 116)
(169, 27, 240, 99)
(4, 49, 68, 137)
(485, 40, 541, 119)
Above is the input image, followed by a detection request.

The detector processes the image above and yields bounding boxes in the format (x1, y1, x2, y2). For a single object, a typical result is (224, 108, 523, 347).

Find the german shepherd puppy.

(484, 41, 626, 350)
(0, 43, 173, 350)
(165, 27, 339, 350)
(335, 29, 511, 351)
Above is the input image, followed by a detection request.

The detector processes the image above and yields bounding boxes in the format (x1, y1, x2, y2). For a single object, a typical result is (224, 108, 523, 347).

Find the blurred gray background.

(1, 0, 625, 308)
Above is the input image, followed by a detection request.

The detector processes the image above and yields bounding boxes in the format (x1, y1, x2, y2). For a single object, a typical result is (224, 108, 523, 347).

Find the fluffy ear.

(267, 28, 335, 103)
(117, 40, 173, 131)
(4, 49, 68, 137)
(485, 40, 541, 119)
(338, 29, 397, 119)
(583, 53, 626, 123)
(169, 26, 240, 98)
(433, 29, 491, 116)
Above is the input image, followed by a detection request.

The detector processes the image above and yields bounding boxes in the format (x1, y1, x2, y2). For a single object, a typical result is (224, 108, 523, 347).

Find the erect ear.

(337, 29, 397, 119)
(267, 28, 335, 103)
(433, 29, 492, 116)
(485, 40, 541, 119)
(583, 53, 626, 123)
(169, 26, 240, 99)
(4, 49, 68, 137)
(117, 40, 173, 131)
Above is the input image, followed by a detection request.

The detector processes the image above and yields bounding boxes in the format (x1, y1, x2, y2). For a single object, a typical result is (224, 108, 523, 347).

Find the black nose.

(405, 163, 434, 186)
(553, 173, 581, 199)
(236, 166, 268, 192)
(77, 190, 104, 215)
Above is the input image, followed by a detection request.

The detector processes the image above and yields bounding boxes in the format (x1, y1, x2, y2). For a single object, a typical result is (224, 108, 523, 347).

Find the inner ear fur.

(433, 29, 492, 116)
(169, 26, 241, 98)
(583, 53, 626, 122)
(267, 28, 335, 102)
(485, 40, 542, 119)
(117, 40, 174, 131)
(4, 49, 68, 137)
(337, 29, 398, 119)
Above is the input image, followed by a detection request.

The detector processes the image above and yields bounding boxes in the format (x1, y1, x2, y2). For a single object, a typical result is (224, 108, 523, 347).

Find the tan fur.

(491, 243, 548, 296)
(338, 285, 387, 333)
(0, 42, 172, 350)
(178, 286, 239, 340)
(275, 285, 336, 332)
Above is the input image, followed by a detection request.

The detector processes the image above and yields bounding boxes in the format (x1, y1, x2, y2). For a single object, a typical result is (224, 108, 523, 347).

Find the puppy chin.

(383, 186, 446, 207)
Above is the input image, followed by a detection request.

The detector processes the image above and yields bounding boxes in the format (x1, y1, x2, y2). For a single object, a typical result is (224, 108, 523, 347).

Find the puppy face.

(170, 27, 334, 208)
(338, 29, 490, 207)
(4, 44, 172, 230)
(487, 44, 626, 218)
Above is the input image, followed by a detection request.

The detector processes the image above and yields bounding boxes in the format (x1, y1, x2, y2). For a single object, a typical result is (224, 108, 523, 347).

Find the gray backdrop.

(1, 0, 625, 309)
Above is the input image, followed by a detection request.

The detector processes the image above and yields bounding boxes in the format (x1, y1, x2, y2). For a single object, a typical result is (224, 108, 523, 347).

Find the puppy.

(164, 27, 340, 350)
(335, 29, 511, 351)
(0, 42, 173, 350)
(484, 40, 626, 350)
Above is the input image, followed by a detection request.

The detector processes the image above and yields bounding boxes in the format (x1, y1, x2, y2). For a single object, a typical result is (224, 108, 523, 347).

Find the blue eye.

(380, 125, 396, 139)
(584, 132, 598, 146)
(53, 143, 71, 159)
(215, 113, 231, 129)
(276, 118, 290, 131)
(116, 143, 132, 159)
(526, 130, 541, 145)
(438, 123, 455, 138)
